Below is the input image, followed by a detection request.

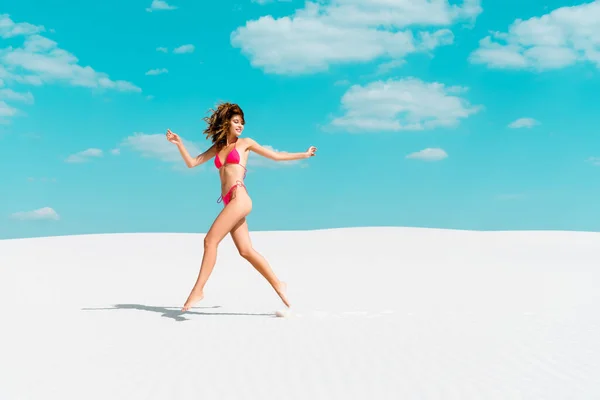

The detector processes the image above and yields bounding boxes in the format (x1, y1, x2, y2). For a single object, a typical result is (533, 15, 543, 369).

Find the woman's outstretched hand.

(306, 146, 317, 157)
(166, 129, 181, 145)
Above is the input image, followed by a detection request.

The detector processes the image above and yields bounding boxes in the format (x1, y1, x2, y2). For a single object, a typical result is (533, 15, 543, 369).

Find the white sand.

(1, 227, 599, 399)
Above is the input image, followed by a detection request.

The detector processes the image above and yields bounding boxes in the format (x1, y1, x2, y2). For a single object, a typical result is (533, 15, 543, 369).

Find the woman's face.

(229, 114, 244, 137)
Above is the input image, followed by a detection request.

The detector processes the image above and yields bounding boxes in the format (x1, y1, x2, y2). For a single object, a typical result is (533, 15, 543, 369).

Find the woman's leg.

(181, 191, 252, 311)
(230, 218, 290, 308)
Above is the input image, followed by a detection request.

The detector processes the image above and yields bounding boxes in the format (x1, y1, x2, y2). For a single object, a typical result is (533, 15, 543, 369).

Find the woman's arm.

(167, 129, 216, 168)
(178, 143, 216, 168)
(246, 138, 316, 161)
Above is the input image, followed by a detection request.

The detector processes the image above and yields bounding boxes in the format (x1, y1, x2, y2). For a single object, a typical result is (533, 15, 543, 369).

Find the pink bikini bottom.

(217, 180, 246, 205)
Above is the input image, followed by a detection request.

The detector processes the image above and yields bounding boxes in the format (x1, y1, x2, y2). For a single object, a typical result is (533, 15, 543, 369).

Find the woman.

(166, 102, 317, 312)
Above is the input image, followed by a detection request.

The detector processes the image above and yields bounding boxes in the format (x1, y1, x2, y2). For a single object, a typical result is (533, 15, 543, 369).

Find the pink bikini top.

(214, 141, 247, 176)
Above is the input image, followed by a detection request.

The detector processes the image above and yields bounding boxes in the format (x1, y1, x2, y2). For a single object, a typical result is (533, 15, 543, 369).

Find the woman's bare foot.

(276, 282, 290, 308)
(182, 290, 204, 312)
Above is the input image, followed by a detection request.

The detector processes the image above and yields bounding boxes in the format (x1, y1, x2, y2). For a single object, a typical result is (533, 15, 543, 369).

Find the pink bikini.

(214, 141, 248, 205)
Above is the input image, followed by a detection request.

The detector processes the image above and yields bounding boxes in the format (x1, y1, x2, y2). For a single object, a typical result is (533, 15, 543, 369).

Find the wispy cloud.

(0, 21, 141, 92)
(0, 14, 45, 38)
(252, 0, 292, 4)
(10, 207, 59, 221)
(231, 0, 481, 75)
(173, 44, 195, 54)
(0, 88, 34, 121)
(0, 88, 34, 104)
(249, 144, 304, 168)
(155, 45, 195, 54)
(470, 1, 600, 71)
(330, 77, 481, 132)
(406, 148, 448, 161)
(146, 0, 177, 12)
(0, 101, 17, 118)
(120, 132, 202, 168)
(65, 148, 103, 163)
(375, 60, 406, 76)
(145, 68, 168, 76)
(586, 157, 600, 166)
(508, 117, 540, 129)
(0, 14, 140, 124)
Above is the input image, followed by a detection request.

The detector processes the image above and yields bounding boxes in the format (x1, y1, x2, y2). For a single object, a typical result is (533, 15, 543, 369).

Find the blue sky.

(1, 0, 600, 240)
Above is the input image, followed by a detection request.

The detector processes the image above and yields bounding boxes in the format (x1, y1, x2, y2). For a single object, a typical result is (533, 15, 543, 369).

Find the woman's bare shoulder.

(240, 137, 256, 150)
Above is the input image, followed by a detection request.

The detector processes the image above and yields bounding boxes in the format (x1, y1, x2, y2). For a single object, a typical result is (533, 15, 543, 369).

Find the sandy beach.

(1, 227, 599, 399)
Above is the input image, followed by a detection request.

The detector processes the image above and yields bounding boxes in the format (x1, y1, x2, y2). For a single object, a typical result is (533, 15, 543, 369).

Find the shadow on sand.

(82, 304, 276, 321)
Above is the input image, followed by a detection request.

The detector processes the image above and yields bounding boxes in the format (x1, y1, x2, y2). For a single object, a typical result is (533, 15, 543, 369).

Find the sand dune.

(1, 227, 599, 399)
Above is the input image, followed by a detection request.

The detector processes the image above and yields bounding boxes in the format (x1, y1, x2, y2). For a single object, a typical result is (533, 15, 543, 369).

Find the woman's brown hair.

(202, 102, 245, 151)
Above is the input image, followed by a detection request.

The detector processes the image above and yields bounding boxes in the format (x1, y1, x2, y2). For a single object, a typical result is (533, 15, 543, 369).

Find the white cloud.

(375, 59, 406, 75)
(65, 148, 103, 163)
(508, 117, 539, 128)
(0, 88, 34, 103)
(0, 88, 33, 121)
(249, 144, 302, 168)
(252, 0, 292, 4)
(10, 207, 59, 221)
(230, 0, 481, 75)
(156, 45, 195, 54)
(0, 100, 17, 117)
(1, 32, 141, 92)
(110, 148, 120, 155)
(145, 68, 168, 76)
(330, 77, 481, 132)
(0, 14, 45, 38)
(120, 132, 202, 164)
(173, 44, 195, 54)
(146, 0, 177, 12)
(406, 148, 448, 161)
(587, 156, 600, 166)
(470, 1, 600, 70)
(0, 15, 140, 124)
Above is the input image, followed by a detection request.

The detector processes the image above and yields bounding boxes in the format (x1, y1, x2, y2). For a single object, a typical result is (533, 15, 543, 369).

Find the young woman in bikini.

(166, 102, 317, 312)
